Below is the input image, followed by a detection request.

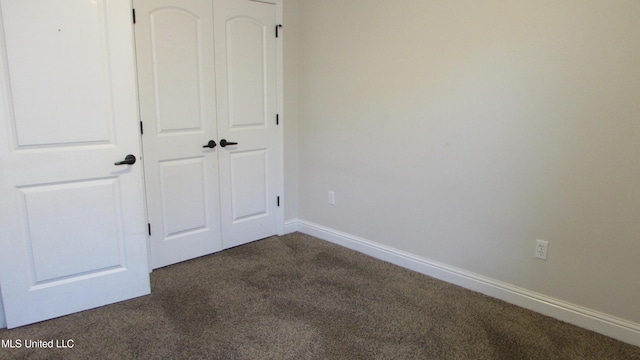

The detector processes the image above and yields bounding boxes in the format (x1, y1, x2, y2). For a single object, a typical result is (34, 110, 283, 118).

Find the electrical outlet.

(535, 240, 548, 260)
(328, 191, 335, 205)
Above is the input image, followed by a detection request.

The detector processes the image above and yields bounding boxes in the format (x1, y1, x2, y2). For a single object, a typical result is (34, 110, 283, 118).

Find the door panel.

(215, 0, 279, 249)
(226, 17, 267, 128)
(19, 179, 124, 283)
(5, 0, 113, 147)
(159, 157, 208, 238)
(230, 149, 268, 221)
(134, 0, 222, 269)
(152, 9, 203, 133)
(0, 0, 150, 328)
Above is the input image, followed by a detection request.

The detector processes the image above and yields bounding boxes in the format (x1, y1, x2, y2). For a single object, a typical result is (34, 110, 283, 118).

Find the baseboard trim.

(294, 219, 640, 347)
(283, 218, 299, 235)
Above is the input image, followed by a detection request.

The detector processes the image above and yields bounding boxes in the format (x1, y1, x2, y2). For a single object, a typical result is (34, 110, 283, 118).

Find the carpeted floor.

(1, 232, 639, 359)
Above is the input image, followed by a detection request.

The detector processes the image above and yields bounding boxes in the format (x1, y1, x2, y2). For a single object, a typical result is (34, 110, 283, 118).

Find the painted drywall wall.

(284, 0, 299, 221)
(295, 0, 640, 324)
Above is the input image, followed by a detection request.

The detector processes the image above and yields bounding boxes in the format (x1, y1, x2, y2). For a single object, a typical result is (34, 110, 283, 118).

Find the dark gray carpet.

(1, 232, 639, 359)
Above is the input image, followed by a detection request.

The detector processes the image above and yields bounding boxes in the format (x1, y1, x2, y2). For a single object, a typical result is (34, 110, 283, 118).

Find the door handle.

(219, 139, 238, 147)
(114, 154, 136, 165)
(202, 140, 217, 149)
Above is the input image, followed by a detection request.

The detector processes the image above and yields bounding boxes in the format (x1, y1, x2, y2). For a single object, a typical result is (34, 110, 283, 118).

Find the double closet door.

(134, 0, 282, 269)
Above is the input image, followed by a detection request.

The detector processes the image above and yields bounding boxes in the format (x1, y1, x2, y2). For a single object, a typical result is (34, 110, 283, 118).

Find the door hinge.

(276, 114, 279, 125)
(132, 9, 136, 24)
(140, 121, 143, 135)
(275, 24, 283, 38)
(277, 196, 280, 207)
(148, 223, 151, 236)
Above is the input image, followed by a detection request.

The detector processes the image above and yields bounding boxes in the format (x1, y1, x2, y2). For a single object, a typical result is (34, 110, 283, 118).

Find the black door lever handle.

(115, 154, 136, 165)
(219, 139, 238, 147)
(202, 140, 217, 149)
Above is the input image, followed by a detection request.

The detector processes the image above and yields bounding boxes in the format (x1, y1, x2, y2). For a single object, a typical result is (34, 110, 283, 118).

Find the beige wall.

(283, 0, 299, 220)
(290, 0, 640, 324)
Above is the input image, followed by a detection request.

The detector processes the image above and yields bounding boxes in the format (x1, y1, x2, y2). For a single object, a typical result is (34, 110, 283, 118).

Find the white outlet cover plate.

(535, 239, 549, 260)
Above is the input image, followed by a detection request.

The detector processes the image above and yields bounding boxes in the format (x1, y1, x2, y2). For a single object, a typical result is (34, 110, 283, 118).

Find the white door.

(134, 0, 223, 269)
(0, 0, 150, 328)
(214, 0, 281, 249)
(135, 0, 282, 267)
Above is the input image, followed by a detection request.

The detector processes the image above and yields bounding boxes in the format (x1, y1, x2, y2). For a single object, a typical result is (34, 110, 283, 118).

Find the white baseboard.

(292, 219, 640, 347)
(283, 218, 300, 235)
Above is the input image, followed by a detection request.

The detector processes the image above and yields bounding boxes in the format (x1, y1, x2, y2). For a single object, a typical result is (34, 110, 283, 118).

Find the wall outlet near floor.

(535, 240, 549, 260)
(328, 191, 335, 205)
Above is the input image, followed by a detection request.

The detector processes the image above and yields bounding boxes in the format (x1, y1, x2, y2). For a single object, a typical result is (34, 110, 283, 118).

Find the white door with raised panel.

(134, 0, 222, 269)
(134, 0, 282, 268)
(135, 0, 281, 267)
(214, 0, 281, 249)
(0, 0, 150, 328)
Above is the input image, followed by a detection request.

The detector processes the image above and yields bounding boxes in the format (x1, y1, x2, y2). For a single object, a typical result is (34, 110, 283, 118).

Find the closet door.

(0, 0, 150, 328)
(214, 0, 281, 249)
(134, 0, 222, 269)
(136, 0, 282, 268)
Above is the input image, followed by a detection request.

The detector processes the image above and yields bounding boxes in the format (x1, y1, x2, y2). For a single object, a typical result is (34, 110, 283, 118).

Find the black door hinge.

(277, 196, 280, 207)
(275, 24, 283, 38)
(140, 121, 144, 135)
(276, 114, 279, 125)
(148, 223, 151, 236)
(132, 9, 136, 24)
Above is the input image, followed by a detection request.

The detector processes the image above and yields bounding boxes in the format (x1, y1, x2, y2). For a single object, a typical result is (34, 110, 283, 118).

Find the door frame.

(274, 0, 285, 237)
